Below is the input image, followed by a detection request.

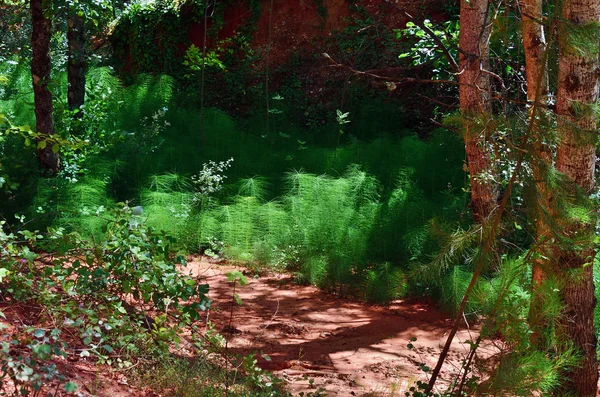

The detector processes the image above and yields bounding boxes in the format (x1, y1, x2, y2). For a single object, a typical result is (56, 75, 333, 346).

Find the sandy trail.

(186, 257, 484, 397)
(0, 257, 484, 397)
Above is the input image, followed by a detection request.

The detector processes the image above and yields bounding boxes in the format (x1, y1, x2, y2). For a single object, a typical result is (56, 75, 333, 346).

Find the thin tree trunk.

(459, 0, 497, 223)
(520, 0, 552, 345)
(67, 13, 86, 115)
(31, 0, 59, 174)
(555, 0, 599, 393)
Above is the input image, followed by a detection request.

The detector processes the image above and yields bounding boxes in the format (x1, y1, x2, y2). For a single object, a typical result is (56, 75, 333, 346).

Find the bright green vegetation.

(1, 62, 468, 306)
(0, 54, 592, 396)
(2, 1, 600, 395)
(0, 58, 476, 395)
(0, 204, 296, 396)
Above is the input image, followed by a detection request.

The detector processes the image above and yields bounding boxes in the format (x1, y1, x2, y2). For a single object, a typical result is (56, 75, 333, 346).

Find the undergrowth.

(0, 205, 210, 395)
(0, 205, 299, 397)
(0, 64, 468, 306)
(1, 54, 595, 397)
(134, 353, 290, 397)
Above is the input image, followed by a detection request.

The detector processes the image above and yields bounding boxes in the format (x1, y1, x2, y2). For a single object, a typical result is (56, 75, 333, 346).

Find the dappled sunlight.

(191, 259, 478, 396)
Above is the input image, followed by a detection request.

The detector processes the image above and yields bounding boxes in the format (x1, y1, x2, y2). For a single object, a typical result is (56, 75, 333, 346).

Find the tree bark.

(519, 0, 552, 344)
(555, 0, 599, 394)
(31, 0, 59, 175)
(67, 12, 86, 114)
(459, 0, 497, 223)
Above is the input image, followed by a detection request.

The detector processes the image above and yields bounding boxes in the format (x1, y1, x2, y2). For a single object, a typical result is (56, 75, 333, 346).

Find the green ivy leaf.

(33, 329, 46, 338)
(64, 382, 78, 392)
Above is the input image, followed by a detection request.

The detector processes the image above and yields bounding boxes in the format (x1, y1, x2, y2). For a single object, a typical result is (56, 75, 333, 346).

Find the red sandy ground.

(1, 257, 489, 397)
(183, 257, 488, 397)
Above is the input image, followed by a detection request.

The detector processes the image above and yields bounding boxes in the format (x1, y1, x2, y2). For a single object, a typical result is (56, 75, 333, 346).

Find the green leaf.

(234, 293, 243, 305)
(37, 344, 52, 356)
(0, 268, 9, 282)
(225, 270, 248, 286)
(38, 140, 47, 149)
(52, 143, 60, 153)
(64, 382, 78, 392)
(33, 329, 46, 338)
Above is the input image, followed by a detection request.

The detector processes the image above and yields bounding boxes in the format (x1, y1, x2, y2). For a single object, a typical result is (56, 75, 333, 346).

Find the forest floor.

(184, 257, 491, 397)
(1, 257, 492, 397)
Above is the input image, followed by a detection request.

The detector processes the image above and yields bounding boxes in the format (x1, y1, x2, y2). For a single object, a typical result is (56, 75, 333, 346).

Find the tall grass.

(126, 161, 460, 301)
(281, 167, 380, 290)
(31, 165, 115, 239)
(1, 60, 468, 304)
(148, 164, 458, 300)
(141, 173, 194, 240)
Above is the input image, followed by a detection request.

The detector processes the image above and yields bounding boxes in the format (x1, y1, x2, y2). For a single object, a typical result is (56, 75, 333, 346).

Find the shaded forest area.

(1, 0, 600, 396)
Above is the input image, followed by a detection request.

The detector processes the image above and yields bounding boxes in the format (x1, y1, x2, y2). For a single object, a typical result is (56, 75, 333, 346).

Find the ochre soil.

(185, 257, 489, 397)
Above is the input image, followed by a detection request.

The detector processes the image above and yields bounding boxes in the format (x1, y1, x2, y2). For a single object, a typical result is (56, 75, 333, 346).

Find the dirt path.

(186, 258, 484, 397)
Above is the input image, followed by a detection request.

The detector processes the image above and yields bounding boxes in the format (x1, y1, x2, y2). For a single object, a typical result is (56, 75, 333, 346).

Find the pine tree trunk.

(555, 0, 599, 394)
(67, 13, 86, 115)
(459, 0, 497, 223)
(520, 0, 552, 344)
(31, 0, 59, 174)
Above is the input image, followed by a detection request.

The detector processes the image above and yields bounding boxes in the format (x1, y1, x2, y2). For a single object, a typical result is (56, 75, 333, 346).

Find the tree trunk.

(31, 0, 59, 174)
(555, 0, 599, 394)
(459, 0, 497, 223)
(520, 0, 552, 344)
(67, 13, 86, 114)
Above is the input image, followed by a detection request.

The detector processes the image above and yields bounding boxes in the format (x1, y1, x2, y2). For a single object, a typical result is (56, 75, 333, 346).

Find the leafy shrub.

(0, 327, 77, 396)
(0, 204, 210, 393)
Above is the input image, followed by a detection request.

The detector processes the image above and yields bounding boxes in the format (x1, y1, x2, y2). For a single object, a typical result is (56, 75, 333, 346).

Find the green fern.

(219, 196, 262, 260)
(32, 176, 114, 240)
(141, 173, 194, 241)
(364, 263, 406, 303)
(86, 67, 123, 96)
(438, 265, 473, 314)
(297, 255, 328, 286)
(237, 177, 269, 201)
(0, 57, 34, 126)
